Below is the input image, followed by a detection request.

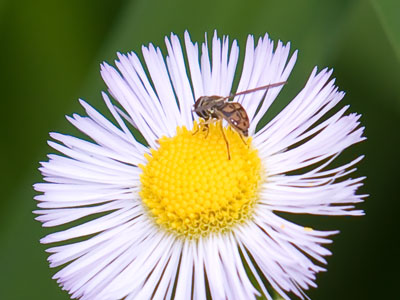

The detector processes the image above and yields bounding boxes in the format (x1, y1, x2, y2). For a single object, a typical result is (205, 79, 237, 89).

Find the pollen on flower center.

(139, 120, 262, 239)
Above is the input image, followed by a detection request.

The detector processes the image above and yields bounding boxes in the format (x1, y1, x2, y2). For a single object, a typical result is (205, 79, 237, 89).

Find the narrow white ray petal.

(34, 186, 135, 204)
(85, 234, 163, 300)
(236, 239, 275, 300)
(67, 245, 131, 299)
(174, 240, 193, 300)
(192, 239, 207, 300)
(273, 104, 349, 157)
(96, 232, 178, 300)
(34, 199, 132, 226)
(218, 233, 259, 299)
(249, 44, 296, 132)
(201, 33, 212, 95)
(219, 35, 229, 95)
(114, 53, 171, 134)
(234, 34, 297, 135)
(43, 152, 139, 181)
(41, 176, 91, 185)
(142, 43, 183, 130)
(35, 191, 137, 209)
(36, 194, 138, 210)
(112, 104, 138, 128)
(210, 32, 239, 97)
(225, 235, 261, 299)
(238, 240, 293, 300)
(34, 182, 116, 192)
(55, 222, 142, 296)
(101, 92, 150, 154)
(124, 235, 178, 300)
(263, 115, 364, 176)
(236, 34, 255, 100)
(78, 99, 134, 145)
(265, 152, 342, 186)
(298, 155, 365, 180)
(66, 113, 145, 163)
(184, 31, 204, 100)
(164, 243, 182, 300)
(184, 31, 239, 116)
(254, 68, 342, 154)
(46, 141, 140, 175)
(165, 33, 195, 128)
(225, 38, 239, 95)
(237, 222, 310, 299)
(214, 238, 236, 300)
(211, 31, 222, 94)
(47, 214, 145, 269)
(237, 34, 275, 111)
(201, 236, 227, 299)
(253, 209, 333, 264)
(39, 156, 138, 186)
(41, 204, 141, 245)
(259, 182, 365, 216)
(100, 63, 160, 147)
(70, 222, 162, 299)
(125, 50, 176, 136)
(254, 67, 327, 142)
(100, 91, 135, 138)
(151, 241, 181, 300)
(49, 132, 141, 166)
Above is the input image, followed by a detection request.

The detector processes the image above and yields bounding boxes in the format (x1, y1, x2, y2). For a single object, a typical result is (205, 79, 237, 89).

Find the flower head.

(35, 31, 365, 300)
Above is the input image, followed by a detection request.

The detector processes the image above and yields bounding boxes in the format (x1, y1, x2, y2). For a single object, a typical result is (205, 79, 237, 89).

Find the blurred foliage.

(0, 0, 399, 299)
(371, 0, 400, 61)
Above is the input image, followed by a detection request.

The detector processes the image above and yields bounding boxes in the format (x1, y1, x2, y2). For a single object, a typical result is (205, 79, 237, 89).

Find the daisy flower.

(34, 31, 365, 300)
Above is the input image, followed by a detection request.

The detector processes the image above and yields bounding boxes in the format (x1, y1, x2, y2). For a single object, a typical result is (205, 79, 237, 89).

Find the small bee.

(193, 81, 286, 159)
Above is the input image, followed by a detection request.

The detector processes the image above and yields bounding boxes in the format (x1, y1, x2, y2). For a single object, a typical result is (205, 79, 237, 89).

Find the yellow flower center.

(139, 121, 262, 239)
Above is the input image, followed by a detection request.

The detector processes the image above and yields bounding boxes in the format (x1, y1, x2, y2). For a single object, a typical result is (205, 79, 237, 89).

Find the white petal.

(165, 33, 195, 128)
(235, 34, 297, 135)
(142, 43, 183, 131)
(34, 31, 366, 300)
(184, 31, 204, 100)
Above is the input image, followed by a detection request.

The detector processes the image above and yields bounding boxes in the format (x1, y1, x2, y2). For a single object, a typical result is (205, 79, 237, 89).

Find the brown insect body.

(193, 96, 249, 137)
(192, 81, 286, 159)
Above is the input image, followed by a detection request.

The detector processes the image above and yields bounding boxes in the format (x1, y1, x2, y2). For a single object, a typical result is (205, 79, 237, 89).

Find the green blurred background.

(1, 0, 399, 299)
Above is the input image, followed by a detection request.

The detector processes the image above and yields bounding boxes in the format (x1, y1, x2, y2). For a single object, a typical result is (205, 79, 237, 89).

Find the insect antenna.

(225, 81, 287, 101)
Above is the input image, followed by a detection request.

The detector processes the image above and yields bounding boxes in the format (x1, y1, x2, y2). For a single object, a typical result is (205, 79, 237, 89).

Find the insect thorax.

(194, 96, 224, 120)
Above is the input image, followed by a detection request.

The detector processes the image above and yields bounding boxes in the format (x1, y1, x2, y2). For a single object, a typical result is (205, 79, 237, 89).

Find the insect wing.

(218, 102, 249, 136)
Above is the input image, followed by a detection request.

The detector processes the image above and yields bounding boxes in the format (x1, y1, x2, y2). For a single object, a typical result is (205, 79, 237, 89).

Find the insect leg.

(202, 118, 214, 139)
(204, 124, 210, 138)
(219, 121, 230, 160)
(192, 124, 200, 135)
(192, 118, 206, 136)
(239, 132, 247, 146)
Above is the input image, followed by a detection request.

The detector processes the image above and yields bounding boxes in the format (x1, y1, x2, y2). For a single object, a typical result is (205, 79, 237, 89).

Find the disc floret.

(139, 121, 262, 239)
